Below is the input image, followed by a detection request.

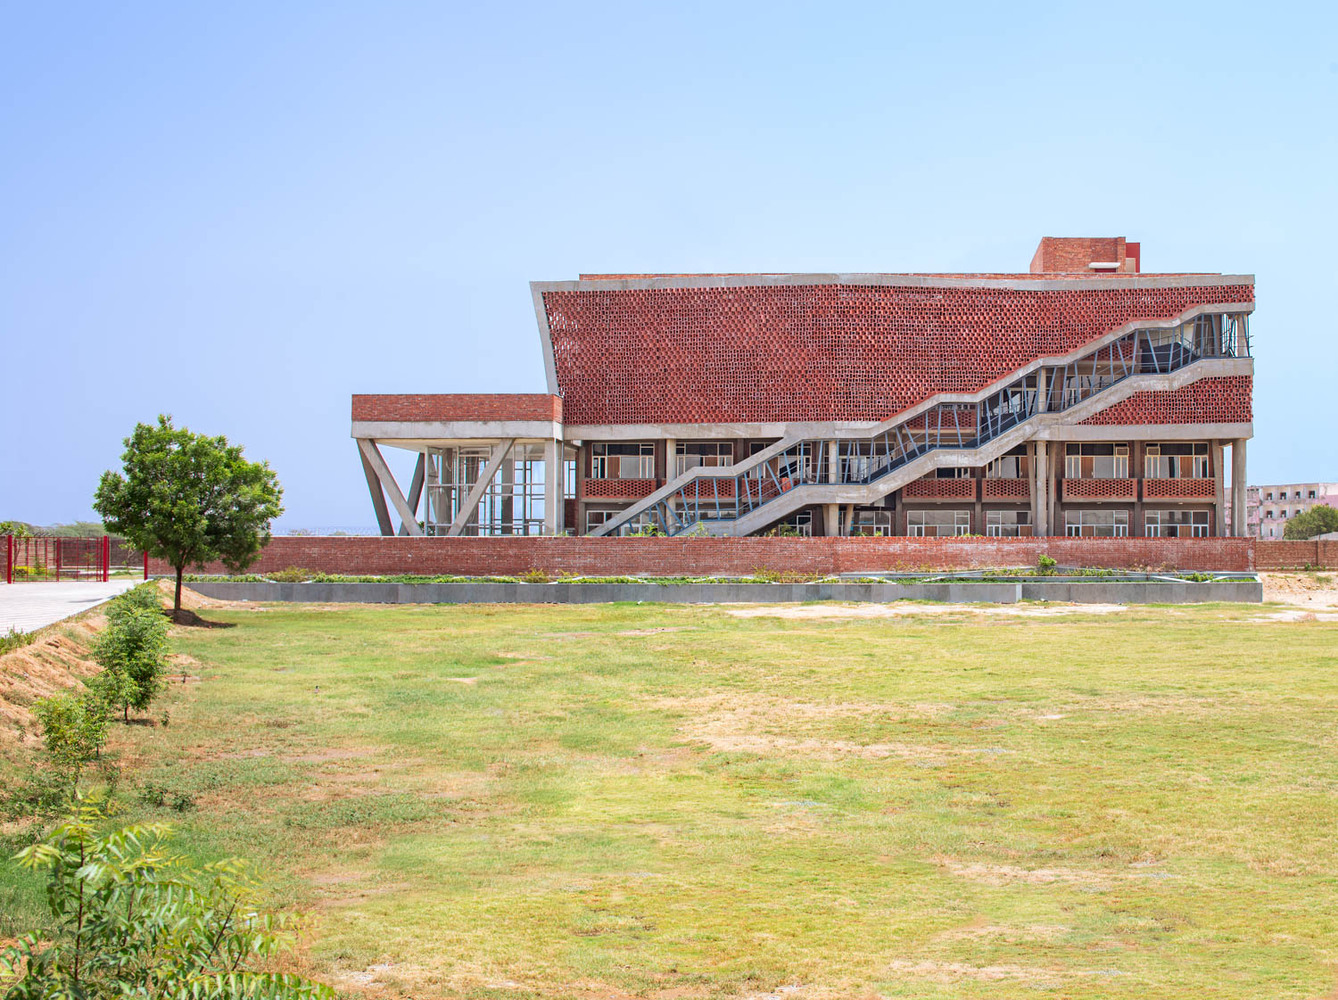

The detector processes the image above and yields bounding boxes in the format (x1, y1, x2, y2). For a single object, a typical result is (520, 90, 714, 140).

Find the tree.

(92, 602, 169, 721)
(93, 416, 283, 619)
(1283, 504, 1338, 540)
(0, 800, 331, 999)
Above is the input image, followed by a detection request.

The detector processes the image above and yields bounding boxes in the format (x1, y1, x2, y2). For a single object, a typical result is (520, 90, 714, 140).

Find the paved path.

(0, 580, 140, 635)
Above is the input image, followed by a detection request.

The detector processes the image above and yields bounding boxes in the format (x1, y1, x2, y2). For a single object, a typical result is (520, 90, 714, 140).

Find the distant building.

(1226, 483, 1338, 537)
(353, 237, 1255, 538)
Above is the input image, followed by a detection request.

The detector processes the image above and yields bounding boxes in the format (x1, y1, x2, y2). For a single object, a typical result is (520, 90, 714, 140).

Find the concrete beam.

(358, 441, 394, 537)
(397, 453, 426, 537)
(447, 439, 514, 537)
(357, 439, 424, 537)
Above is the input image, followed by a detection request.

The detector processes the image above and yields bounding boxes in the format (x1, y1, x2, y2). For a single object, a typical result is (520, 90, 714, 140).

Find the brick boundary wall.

(131, 536, 1337, 578)
(1254, 540, 1338, 571)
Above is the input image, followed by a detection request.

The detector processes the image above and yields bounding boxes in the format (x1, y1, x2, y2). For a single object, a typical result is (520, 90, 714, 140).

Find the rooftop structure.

(353, 237, 1254, 539)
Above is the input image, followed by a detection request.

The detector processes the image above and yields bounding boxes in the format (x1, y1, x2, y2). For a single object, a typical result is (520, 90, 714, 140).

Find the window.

(591, 442, 654, 479)
(585, 509, 617, 534)
(1309, 490, 1317, 499)
(676, 441, 733, 477)
(1065, 443, 1129, 479)
(1265, 509, 1274, 519)
(907, 509, 971, 537)
(1144, 443, 1209, 479)
(1064, 509, 1130, 537)
(1145, 509, 1210, 538)
(986, 510, 1033, 537)
(934, 466, 974, 479)
(1266, 492, 1273, 500)
(847, 509, 893, 536)
(986, 446, 1031, 480)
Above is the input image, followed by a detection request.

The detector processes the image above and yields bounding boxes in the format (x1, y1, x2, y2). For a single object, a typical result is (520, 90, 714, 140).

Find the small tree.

(32, 690, 110, 785)
(92, 603, 169, 721)
(94, 416, 283, 619)
(1283, 504, 1338, 540)
(0, 801, 331, 999)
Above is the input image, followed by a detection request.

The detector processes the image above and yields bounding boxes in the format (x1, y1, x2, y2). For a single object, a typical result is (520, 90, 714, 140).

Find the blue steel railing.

(596, 313, 1248, 536)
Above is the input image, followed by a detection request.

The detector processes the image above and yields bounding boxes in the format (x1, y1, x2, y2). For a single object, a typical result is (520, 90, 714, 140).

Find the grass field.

(4, 596, 1338, 999)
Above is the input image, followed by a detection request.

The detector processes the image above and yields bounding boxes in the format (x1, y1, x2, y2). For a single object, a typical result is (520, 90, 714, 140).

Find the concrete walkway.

(0, 580, 140, 635)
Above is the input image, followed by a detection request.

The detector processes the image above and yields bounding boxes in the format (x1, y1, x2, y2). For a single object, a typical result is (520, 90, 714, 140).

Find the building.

(352, 237, 1254, 538)
(1226, 483, 1338, 538)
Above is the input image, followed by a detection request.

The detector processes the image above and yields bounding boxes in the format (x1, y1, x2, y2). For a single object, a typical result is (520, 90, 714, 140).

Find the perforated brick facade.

(1143, 478, 1216, 500)
(1078, 377, 1252, 426)
(983, 479, 1031, 500)
(582, 479, 659, 501)
(542, 282, 1252, 425)
(1062, 478, 1138, 501)
(903, 477, 977, 500)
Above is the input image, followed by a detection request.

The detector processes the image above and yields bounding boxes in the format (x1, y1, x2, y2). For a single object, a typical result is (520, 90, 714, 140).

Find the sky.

(2, 1, 1335, 532)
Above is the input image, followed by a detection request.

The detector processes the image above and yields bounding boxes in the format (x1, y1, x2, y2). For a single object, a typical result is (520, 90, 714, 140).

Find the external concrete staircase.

(588, 308, 1251, 537)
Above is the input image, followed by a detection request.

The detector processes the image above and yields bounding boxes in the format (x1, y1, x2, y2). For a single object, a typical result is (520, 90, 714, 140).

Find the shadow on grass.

(168, 610, 236, 629)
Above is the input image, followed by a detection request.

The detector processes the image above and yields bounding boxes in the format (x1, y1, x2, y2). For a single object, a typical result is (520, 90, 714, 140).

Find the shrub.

(0, 800, 332, 999)
(519, 568, 550, 583)
(113, 582, 164, 612)
(267, 566, 314, 583)
(92, 604, 169, 721)
(32, 691, 110, 784)
(1037, 554, 1057, 575)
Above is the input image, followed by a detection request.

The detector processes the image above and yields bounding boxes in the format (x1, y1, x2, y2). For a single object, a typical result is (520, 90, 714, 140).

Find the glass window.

(1064, 509, 1130, 537)
(1265, 492, 1273, 500)
(585, 509, 617, 534)
(986, 510, 1033, 537)
(1309, 490, 1317, 499)
(1145, 509, 1210, 538)
(591, 442, 654, 479)
(1065, 443, 1129, 479)
(934, 466, 974, 479)
(1295, 491, 1302, 499)
(986, 446, 1031, 479)
(675, 441, 734, 477)
(907, 510, 971, 537)
(847, 509, 893, 537)
(1144, 443, 1209, 478)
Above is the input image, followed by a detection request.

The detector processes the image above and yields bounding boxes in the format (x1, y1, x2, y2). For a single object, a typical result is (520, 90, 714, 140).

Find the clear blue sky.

(2, 1, 1334, 531)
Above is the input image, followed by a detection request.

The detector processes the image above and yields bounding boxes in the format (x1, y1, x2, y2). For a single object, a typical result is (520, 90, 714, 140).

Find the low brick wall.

(1255, 539, 1338, 570)
(148, 535, 1264, 577)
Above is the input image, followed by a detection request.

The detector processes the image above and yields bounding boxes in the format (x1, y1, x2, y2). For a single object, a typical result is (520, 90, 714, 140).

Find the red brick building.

(353, 237, 1253, 539)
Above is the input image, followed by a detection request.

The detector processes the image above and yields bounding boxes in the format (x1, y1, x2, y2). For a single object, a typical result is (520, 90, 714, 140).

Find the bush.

(0, 800, 332, 999)
(267, 566, 314, 583)
(113, 582, 164, 612)
(92, 604, 169, 721)
(519, 568, 550, 583)
(32, 691, 110, 783)
(1037, 554, 1057, 575)
(0, 627, 33, 656)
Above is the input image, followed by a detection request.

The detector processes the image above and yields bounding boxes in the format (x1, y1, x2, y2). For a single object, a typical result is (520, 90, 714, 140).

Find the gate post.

(5, 535, 11, 585)
(143, 550, 149, 581)
(55, 538, 61, 582)
(103, 535, 110, 583)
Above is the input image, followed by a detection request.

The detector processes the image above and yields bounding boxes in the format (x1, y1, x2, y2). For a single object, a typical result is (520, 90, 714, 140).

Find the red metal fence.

(3, 535, 149, 584)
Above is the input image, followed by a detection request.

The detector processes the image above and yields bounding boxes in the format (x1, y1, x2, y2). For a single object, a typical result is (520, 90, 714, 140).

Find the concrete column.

(1232, 438, 1248, 537)
(1036, 367, 1048, 413)
(1048, 441, 1062, 537)
(824, 504, 841, 536)
(1212, 439, 1226, 537)
(1032, 440, 1048, 537)
(825, 440, 842, 536)
(543, 438, 561, 535)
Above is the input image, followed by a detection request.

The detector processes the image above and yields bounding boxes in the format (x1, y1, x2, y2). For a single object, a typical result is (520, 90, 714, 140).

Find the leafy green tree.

(93, 416, 283, 619)
(0, 801, 331, 999)
(0, 520, 33, 538)
(92, 604, 169, 721)
(1283, 504, 1338, 540)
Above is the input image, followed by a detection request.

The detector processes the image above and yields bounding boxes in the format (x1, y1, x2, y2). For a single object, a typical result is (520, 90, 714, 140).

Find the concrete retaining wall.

(188, 579, 1262, 605)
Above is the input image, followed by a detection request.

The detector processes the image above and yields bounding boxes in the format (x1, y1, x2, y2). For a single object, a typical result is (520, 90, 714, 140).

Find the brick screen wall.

(903, 477, 977, 500)
(1142, 478, 1216, 500)
(146, 535, 1284, 578)
(351, 394, 562, 423)
(543, 282, 1252, 425)
(582, 479, 659, 501)
(1078, 376, 1252, 426)
(1061, 478, 1138, 501)
(983, 479, 1030, 500)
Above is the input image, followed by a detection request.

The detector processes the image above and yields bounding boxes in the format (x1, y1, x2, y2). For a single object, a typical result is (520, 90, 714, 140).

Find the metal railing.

(595, 312, 1250, 536)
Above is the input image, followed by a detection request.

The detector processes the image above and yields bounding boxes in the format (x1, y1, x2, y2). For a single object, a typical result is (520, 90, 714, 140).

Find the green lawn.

(5, 598, 1338, 999)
